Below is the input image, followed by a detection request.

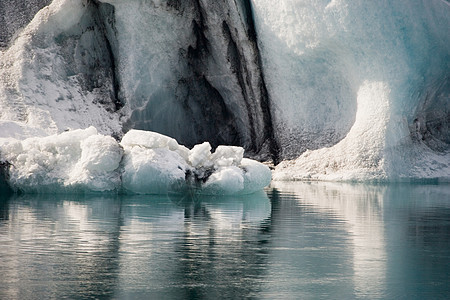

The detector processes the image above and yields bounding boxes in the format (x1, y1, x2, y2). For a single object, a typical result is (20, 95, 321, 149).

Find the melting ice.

(0, 0, 449, 188)
(0, 127, 271, 194)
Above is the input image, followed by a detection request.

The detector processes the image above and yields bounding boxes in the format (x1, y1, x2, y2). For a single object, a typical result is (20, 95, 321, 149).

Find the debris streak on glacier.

(0, 0, 449, 191)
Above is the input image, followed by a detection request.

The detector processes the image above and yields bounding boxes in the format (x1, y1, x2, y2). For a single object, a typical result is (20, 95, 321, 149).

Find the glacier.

(0, 0, 449, 193)
(251, 0, 449, 180)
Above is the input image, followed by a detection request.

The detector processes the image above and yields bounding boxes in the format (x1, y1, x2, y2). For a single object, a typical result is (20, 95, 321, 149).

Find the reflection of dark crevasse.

(260, 188, 281, 235)
(73, 197, 123, 298)
(98, 198, 123, 297)
(0, 192, 10, 221)
(175, 200, 270, 298)
(408, 207, 450, 249)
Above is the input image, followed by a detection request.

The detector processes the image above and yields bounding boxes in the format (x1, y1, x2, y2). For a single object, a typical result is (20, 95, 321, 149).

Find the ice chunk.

(79, 135, 122, 172)
(1, 127, 122, 192)
(68, 134, 123, 191)
(203, 166, 245, 195)
(120, 130, 190, 194)
(241, 159, 273, 194)
(121, 129, 179, 151)
(0, 128, 272, 194)
(211, 146, 244, 168)
(189, 142, 213, 169)
(119, 130, 271, 195)
(121, 146, 188, 195)
(202, 159, 272, 196)
(121, 129, 189, 161)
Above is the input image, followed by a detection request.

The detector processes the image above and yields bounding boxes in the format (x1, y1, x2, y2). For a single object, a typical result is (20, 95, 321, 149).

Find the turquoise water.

(0, 182, 449, 299)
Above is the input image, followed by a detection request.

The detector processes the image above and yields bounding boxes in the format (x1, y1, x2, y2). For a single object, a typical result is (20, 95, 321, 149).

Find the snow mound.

(0, 127, 271, 194)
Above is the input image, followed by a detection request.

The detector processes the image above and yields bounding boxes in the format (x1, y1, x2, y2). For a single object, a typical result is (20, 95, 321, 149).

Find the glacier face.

(0, 0, 449, 185)
(252, 0, 449, 180)
(0, 0, 122, 139)
(0, 0, 53, 48)
(98, 0, 278, 157)
(0, 0, 279, 157)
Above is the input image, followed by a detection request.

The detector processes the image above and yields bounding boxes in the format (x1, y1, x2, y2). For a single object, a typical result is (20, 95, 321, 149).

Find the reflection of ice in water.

(115, 192, 272, 298)
(272, 182, 386, 298)
(1, 183, 449, 298)
(0, 195, 123, 299)
(0, 192, 272, 298)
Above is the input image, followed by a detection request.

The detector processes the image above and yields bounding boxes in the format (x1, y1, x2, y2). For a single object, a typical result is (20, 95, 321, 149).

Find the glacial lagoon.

(1, 182, 449, 299)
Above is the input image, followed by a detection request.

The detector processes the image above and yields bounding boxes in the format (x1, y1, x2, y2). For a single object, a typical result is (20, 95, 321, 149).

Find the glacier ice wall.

(0, 0, 279, 158)
(0, 0, 122, 139)
(98, 0, 278, 157)
(251, 0, 449, 180)
(0, 0, 52, 48)
(1, 0, 275, 148)
(0, 0, 449, 183)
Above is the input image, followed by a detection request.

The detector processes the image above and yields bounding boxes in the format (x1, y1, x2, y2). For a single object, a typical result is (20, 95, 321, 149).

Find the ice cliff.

(252, 0, 449, 180)
(0, 0, 449, 189)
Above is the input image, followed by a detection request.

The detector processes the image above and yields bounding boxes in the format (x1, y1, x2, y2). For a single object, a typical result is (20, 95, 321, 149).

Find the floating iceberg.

(0, 127, 271, 194)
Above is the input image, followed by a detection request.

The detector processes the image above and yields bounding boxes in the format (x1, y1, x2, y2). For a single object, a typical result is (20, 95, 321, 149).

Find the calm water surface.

(0, 182, 449, 299)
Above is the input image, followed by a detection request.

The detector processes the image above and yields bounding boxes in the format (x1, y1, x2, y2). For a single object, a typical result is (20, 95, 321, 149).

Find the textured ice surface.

(120, 129, 271, 195)
(0, 128, 271, 194)
(252, 0, 449, 181)
(0, 0, 122, 139)
(0, 0, 52, 48)
(98, 0, 273, 152)
(0, 0, 448, 183)
(0, 127, 123, 192)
